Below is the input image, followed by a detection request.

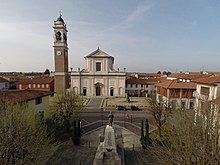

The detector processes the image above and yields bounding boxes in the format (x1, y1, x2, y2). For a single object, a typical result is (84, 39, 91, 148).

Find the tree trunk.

(158, 125, 162, 138)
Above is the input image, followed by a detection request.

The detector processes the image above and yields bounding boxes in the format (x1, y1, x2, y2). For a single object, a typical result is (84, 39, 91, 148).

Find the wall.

(0, 82, 9, 89)
(70, 73, 126, 97)
(27, 95, 51, 116)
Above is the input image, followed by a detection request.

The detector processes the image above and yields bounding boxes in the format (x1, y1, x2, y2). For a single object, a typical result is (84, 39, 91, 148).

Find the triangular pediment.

(85, 48, 114, 59)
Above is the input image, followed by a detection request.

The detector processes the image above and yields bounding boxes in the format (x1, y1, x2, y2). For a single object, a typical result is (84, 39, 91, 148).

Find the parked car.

(116, 105, 126, 111)
(131, 105, 141, 111)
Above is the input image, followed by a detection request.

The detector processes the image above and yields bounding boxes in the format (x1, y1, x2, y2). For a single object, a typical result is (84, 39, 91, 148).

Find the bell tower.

(53, 14, 69, 94)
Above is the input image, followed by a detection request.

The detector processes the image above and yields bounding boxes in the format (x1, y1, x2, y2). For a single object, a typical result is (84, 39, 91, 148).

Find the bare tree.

(49, 90, 83, 132)
(0, 100, 58, 165)
(148, 95, 172, 138)
(151, 103, 220, 165)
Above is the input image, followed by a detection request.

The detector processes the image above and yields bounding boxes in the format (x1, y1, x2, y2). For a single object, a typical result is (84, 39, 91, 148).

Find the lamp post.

(101, 107, 103, 126)
(81, 92, 84, 112)
(124, 106, 125, 127)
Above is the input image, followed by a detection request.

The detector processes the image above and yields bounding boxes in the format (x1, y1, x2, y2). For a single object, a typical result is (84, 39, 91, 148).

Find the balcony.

(193, 91, 213, 101)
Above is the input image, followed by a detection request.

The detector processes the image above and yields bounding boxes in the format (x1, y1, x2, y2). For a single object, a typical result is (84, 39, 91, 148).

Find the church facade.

(70, 48, 126, 97)
(53, 15, 126, 97)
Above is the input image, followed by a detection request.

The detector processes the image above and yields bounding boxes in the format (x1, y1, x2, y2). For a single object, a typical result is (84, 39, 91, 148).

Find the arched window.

(119, 87, 123, 95)
(55, 31, 62, 40)
(73, 87, 78, 95)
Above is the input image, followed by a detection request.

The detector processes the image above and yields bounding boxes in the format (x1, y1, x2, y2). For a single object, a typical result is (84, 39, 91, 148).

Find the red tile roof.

(0, 90, 53, 103)
(167, 72, 212, 80)
(1, 76, 19, 82)
(126, 77, 165, 85)
(0, 77, 9, 83)
(177, 73, 211, 80)
(17, 77, 54, 84)
(167, 73, 184, 78)
(193, 76, 220, 85)
(156, 80, 196, 89)
(137, 73, 163, 78)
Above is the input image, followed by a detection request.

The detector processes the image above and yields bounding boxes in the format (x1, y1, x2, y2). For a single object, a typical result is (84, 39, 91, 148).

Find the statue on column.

(108, 111, 114, 126)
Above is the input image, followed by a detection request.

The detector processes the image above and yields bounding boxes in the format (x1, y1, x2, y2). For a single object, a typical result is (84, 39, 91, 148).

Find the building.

(156, 79, 196, 109)
(70, 48, 126, 97)
(53, 15, 126, 96)
(0, 77, 9, 90)
(125, 78, 165, 97)
(194, 76, 220, 111)
(16, 77, 54, 92)
(0, 90, 54, 116)
(53, 14, 69, 94)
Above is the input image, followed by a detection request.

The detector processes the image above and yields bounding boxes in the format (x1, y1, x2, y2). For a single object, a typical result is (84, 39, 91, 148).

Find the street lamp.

(124, 106, 125, 127)
(101, 107, 103, 126)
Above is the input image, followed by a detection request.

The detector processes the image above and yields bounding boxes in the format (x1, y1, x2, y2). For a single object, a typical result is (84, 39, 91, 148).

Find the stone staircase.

(103, 152, 116, 165)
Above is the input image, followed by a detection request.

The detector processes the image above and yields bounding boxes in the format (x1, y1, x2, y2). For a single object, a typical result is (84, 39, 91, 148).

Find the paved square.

(105, 97, 150, 108)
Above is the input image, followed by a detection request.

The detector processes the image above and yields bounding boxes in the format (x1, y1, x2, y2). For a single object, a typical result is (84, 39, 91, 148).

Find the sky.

(0, 0, 220, 73)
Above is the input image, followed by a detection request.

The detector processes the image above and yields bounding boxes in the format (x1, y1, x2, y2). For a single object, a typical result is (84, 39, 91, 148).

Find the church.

(53, 15, 126, 97)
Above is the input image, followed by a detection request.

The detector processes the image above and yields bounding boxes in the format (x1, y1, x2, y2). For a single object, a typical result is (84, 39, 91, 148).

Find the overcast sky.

(0, 0, 220, 73)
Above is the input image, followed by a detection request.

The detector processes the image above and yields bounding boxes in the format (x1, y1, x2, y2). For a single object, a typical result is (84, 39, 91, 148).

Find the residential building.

(0, 90, 54, 116)
(125, 77, 165, 97)
(156, 79, 196, 109)
(155, 72, 217, 109)
(0, 77, 9, 90)
(194, 76, 220, 111)
(2, 76, 18, 89)
(16, 77, 54, 92)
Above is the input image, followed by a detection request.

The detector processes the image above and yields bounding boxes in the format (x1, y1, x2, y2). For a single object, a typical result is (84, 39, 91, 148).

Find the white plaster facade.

(70, 48, 126, 97)
(125, 83, 155, 97)
(194, 82, 220, 110)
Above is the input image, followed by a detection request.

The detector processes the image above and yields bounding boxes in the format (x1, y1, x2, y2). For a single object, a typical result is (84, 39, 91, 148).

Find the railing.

(193, 91, 213, 100)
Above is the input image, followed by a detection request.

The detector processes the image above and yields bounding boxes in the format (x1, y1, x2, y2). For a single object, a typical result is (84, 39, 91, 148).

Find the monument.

(93, 112, 121, 165)
(108, 111, 114, 126)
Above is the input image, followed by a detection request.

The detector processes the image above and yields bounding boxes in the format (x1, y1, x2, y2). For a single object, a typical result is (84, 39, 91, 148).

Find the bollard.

(133, 144, 134, 151)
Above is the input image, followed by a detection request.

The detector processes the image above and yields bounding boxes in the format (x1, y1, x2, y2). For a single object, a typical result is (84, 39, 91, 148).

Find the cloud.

(100, 0, 154, 33)
(125, 1, 154, 23)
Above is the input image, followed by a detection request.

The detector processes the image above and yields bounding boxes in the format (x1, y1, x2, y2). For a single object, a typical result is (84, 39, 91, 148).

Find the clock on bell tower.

(53, 13, 69, 94)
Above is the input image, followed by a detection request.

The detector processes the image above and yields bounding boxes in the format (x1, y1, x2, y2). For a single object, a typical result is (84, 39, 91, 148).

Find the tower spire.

(53, 14, 69, 94)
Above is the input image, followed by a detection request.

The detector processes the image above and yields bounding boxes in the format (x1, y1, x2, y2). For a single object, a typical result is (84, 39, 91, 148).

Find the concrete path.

(86, 98, 103, 108)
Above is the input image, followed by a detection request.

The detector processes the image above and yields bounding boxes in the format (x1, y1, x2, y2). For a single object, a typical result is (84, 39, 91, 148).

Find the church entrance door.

(110, 88, 114, 96)
(96, 86, 101, 96)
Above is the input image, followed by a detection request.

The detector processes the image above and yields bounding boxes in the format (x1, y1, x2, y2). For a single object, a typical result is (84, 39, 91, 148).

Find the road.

(80, 97, 155, 135)
(81, 110, 152, 118)
(80, 110, 154, 133)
